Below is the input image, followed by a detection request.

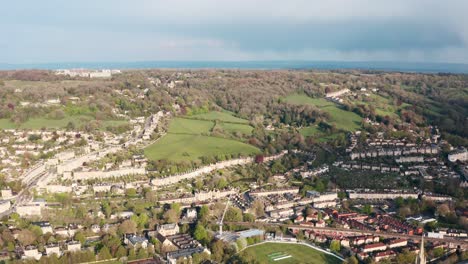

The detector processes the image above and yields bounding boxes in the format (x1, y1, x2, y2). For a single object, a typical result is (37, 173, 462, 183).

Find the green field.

(285, 94, 362, 131)
(219, 122, 254, 135)
(241, 243, 341, 264)
(144, 134, 259, 161)
(168, 118, 214, 134)
(0, 119, 16, 129)
(144, 112, 258, 162)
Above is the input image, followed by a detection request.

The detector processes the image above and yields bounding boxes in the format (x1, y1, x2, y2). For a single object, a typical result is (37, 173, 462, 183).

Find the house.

(68, 224, 81, 237)
(314, 235, 327, 243)
(0, 200, 10, 214)
(124, 234, 148, 249)
(54, 227, 69, 237)
(448, 148, 467, 162)
(375, 250, 396, 262)
(166, 247, 208, 264)
(155, 233, 178, 252)
(340, 238, 350, 248)
(362, 243, 386, 253)
(165, 233, 209, 264)
(315, 220, 326, 228)
(23, 246, 42, 260)
(294, 215, 304, 223)
(45, 244, 61, 256)
(90, 224, 101, 233)
(32, 221, 53, 234)
(185, 208, 197, 219)
(157, 223, 180, 236)
(16, 203, 42, 217)
(1, 188, 13, 199)
(65, 241, 81, 252)
(356, 252, 368, 261)
(388, 238, 407, 248)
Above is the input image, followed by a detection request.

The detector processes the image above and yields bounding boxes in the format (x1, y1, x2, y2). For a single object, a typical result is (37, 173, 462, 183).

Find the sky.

(1, 0, 468, 64)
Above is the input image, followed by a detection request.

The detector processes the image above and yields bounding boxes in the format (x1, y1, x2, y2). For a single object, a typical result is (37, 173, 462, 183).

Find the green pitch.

(242, 242, 341, 264)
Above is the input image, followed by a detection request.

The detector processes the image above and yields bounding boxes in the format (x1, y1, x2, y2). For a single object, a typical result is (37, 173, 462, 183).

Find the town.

(0, 68, 466, 264)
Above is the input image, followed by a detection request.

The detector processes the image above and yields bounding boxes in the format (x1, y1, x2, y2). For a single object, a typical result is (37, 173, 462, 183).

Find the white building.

(1, 188, 13, 199)
(157, 223, 180, 236)
(45, 244, 61, 256)
(23, 246, 42, 260)
(66, 241, 81, 252)
(0, 200, 11, 214)
(448, 148, 468, 162)
(16, 203, 42, 217)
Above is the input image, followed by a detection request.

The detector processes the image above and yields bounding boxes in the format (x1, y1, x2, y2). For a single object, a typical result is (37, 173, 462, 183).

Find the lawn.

(285, 94, 332, 107)
(241, 242, 341, 264)
(220, 122, 253, 135)
(285, 94, 362, 131)
(145, 115, 259, 162)
(144, 134, 259, 161)
(190, 111, 249, 124)
(0, 119, 16, 129)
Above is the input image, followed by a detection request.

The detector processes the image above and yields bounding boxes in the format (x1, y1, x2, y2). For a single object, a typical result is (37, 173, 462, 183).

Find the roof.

(159, 223, 178, 230)
(237, 229, 264, 238)
(167, 247, 205, 259)
(364, 243, 386, 249)
(127, 235, 148, 244)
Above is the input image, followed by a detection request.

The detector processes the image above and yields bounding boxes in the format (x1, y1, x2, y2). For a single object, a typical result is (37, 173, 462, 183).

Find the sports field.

(144, 112, 258, 162)
(242, 242, 341, 264)
(284, 94, 362, 131)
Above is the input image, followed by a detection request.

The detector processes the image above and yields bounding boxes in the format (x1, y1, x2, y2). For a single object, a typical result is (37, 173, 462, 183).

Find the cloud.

(1, 0, 467, 63)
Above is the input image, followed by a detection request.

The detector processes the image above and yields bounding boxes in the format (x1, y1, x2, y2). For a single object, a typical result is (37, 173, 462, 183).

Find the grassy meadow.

(144, 111, 259, 162)
(284, 94, 362, 131)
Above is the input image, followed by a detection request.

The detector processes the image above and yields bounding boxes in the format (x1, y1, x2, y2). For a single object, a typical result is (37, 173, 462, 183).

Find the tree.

(192, 252, 210, 264)
(98, 246, 112, 260)
(243, 213, 255, 222)
(17, 229, 37, 246)
(199, 205, 209, 222)
(115, 246, 127, 259)
(119, 219, 137, 234)
(137, 247, 148, 259)
(236, 237, 247, 252)
(225, 207, 243, 222)
(345, 256, 359, 264)
(128, 248, 136, 260)
(164, 209, 179, 223)
(74, 232, 86, 245)
(396, 249, 416, 264)
(362, 204, 372, 215)
(251, 200, 265, 217)
(432, 247, 444, 258)
(193, 223, 208, 243)
(330, 240, 341, 253)
(102, 201, 112, 218)
(436, 203, 450, 217)
(125, 188, 137, 197)
(211, 240, 225, 262)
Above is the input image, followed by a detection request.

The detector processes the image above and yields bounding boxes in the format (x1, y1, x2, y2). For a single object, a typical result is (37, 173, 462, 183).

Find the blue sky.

(1, 0, 468, 63)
